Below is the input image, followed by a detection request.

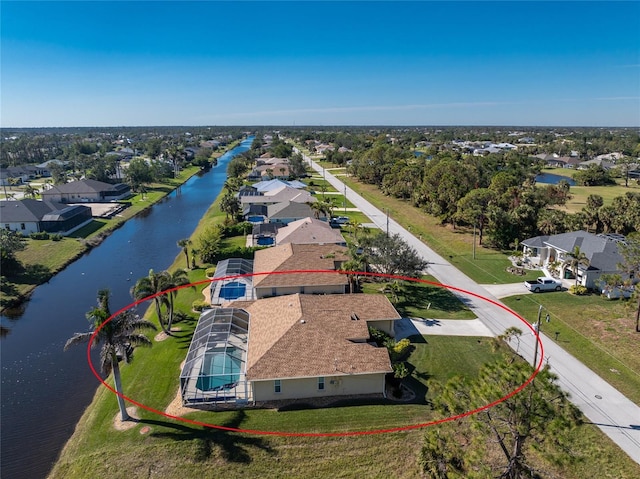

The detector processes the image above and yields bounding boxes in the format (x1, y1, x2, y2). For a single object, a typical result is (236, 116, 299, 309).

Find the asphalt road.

(298, 149, 640, 465)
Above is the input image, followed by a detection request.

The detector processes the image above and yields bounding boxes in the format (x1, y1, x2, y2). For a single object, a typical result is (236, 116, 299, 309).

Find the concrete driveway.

(481, 282, 532, 299)
(395, 317, 494, 338)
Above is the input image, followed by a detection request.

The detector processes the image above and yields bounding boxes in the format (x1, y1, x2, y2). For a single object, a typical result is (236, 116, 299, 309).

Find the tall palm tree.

(64, 289, 156, 421)
(563, 246, 590, 286)
(177, 238, 191, 269)
(163, 268, 192, 332)
(131, 269, 170, 333)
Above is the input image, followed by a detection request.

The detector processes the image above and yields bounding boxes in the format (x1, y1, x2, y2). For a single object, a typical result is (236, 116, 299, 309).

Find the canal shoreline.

(45, 140, 250, 478)
(1, 144, 240, 315)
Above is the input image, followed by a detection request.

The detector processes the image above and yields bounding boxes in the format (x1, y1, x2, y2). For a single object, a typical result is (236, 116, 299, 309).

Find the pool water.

(219, 281, 247, 300)
(196, 350, 241, 391)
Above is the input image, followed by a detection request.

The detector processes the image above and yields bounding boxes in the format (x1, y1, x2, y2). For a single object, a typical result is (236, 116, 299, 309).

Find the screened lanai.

(180, 308, 251, 406)
(209, 258, 255, 305)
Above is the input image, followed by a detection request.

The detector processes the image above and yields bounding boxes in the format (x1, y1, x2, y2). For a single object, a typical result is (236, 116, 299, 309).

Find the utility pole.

(343, 184, 347, 213)
(386, 209, 390, 237)
(473, 223, 476, 260)
(532, 305, 550, 368)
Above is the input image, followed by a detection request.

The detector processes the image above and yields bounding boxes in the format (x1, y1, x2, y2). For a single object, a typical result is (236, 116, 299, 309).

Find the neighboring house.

(252, 243, 349, 298)
(267, 201, 321, 226)
(40, 179, 131, 203)
(252, 178, 306, 193)
(0, 199, 92, 235)
(239, 186, 315, 208)
(577, 159, 615, 170)
(179, 293, 401, 406)
(521, 231, 627, 288)
(0, 167, 30, 186)
(275, 217, 346, 246)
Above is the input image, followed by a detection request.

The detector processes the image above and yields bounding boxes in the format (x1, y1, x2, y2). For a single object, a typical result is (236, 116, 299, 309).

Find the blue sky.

(2, 1, 639, 127)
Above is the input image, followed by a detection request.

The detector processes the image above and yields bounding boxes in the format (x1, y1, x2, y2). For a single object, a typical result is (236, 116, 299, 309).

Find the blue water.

(196, 350, 241, 391)
(535, 172, 576, 186)
(219, 281, 247, 300)
(0, 137, 254, 479)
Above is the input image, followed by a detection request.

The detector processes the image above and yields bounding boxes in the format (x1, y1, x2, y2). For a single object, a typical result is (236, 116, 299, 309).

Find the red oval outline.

(87, 270, 543, 436)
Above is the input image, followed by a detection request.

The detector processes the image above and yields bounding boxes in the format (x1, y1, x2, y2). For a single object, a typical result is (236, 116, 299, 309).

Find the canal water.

(0, 137, 253, 479)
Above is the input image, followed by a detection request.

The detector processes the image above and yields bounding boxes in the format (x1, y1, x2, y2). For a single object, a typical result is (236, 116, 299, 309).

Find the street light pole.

(532, 305, 550, 368)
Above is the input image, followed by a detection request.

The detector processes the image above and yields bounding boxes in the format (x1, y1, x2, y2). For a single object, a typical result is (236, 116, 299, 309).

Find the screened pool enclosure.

(209, 258, 255, 305)
(180, 308, 251, 406)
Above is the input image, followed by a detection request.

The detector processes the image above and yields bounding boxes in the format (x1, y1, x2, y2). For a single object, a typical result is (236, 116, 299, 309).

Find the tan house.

(238, 293, 400, 402)
(253, 243, 350, 298)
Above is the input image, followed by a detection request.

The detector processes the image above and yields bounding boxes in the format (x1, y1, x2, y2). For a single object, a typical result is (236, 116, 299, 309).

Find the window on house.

(318, 377, 325, 390)
(274, 379, 281, 393)
(5, 224, 10, 230)
(20, 223, 25, 230)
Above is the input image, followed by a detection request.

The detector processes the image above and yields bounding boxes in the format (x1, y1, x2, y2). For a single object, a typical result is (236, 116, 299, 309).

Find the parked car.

(524, 277, 562, 293)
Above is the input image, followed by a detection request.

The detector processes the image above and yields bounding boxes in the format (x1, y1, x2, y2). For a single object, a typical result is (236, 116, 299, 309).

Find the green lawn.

(362, 277, 476, 320)
(503, 293, 640, 404)
(539, 167, 640, 213)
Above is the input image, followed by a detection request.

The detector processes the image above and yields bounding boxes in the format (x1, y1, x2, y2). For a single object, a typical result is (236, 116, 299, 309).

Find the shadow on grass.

(394, 282, 470, 317)
(68, 220, 107, 238)
(15, 264, 52, 285)
(146, 410, 274, 463)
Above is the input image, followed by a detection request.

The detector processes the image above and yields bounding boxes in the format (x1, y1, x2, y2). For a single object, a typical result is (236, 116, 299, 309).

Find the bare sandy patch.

(154, 326, 182, 342)
(113, 406, 140, 431)
(164, 360, 199, 417)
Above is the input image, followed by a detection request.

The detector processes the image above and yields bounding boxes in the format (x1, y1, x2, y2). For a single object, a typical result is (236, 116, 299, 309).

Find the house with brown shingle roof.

(234, 293, 400, 402)
(252, 243, 349, 298)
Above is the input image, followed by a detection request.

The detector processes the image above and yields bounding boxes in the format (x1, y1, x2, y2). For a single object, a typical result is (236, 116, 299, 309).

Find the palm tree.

(64, 289, 156, 421)
(131, 269, 170, 333)
(177, 238, 191, 269)
(163, 269, 192, 332)
(563, 246, 590, 286)
(23, 184, 39, 199)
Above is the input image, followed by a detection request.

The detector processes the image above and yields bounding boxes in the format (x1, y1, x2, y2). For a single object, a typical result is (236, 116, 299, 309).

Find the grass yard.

(502, 293, 640, 404)
(539, 167, 640, 213)
(361, 277, 476, 320)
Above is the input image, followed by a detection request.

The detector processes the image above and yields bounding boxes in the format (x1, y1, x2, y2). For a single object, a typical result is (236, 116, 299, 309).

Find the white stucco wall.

(252, 373, 386, 402)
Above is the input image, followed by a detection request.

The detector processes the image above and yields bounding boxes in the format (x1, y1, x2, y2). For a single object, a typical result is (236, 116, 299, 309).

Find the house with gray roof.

(1, 199, 92, 235)
(521, 231, 627, 288)
(275, 217, 346, 246)
(41, 179, 131, 203)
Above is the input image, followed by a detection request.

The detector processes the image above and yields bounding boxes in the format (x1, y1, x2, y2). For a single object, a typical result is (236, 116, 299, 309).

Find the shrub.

(51, 234, 62, 241)
(392, 338, 411, 358)
(205, 267, 216, 278)
(569, 285, 588, 295)
(392, 362, 409, 379)
(368, 326, 391, 347)
(29, 232, 50, 240)
(192, 300, 210, 312)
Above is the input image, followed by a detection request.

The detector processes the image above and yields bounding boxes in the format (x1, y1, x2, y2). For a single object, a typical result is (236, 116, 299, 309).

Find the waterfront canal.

(0, 137, 253, 479)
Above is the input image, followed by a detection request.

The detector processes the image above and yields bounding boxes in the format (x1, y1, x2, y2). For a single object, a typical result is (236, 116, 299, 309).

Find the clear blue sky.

(2, 1, 639, 127)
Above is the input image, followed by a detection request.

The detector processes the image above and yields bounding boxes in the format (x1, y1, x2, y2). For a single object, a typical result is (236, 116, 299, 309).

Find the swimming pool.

(219, 281, 247, 300)
(196, 349, 242, 391)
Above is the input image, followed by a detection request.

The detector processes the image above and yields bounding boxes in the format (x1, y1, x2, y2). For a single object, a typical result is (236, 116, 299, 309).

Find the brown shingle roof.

(231, 294, 400, 380)
(253, 243, 349, 289)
